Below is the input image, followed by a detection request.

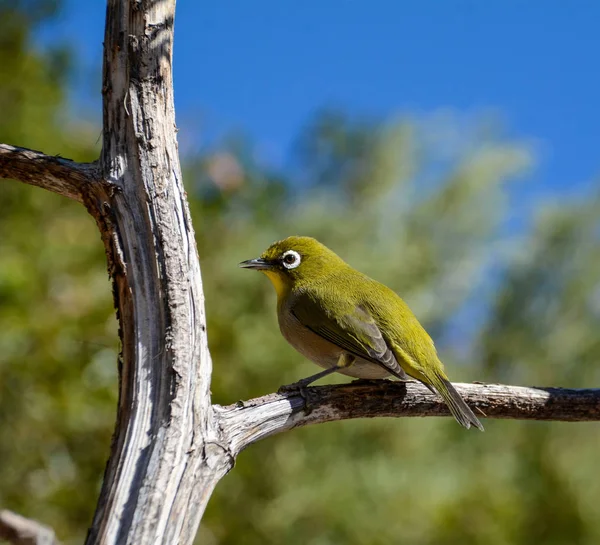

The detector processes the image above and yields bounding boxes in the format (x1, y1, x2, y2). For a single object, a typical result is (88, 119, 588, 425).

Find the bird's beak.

(239, 257, 273, 270)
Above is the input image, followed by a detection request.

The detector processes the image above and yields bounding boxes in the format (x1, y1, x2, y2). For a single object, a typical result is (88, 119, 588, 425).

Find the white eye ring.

(281, 250, 301, 269)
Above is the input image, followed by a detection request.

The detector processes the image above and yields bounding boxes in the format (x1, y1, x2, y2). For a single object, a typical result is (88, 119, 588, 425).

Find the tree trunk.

(83, 1, 230, 543)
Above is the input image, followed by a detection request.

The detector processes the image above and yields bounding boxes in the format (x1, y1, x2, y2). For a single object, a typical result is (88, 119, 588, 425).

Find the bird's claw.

(278, 382, 315, 415)
(278, 381, 305, 394)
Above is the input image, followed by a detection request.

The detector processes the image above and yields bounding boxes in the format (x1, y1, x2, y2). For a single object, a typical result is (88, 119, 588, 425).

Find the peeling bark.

(216, 381, 600, 456)
(83, 1, 222, 544)
(0, 144, 99, 201)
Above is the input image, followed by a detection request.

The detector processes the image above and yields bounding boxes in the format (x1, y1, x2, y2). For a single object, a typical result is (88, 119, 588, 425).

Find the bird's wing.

(289, 293, 409, 380)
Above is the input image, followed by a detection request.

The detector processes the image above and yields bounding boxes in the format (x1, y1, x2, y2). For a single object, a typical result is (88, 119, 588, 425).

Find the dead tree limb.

(216, 382, 600, 456)
(2, 2, 226, 543)
(83, 1, 223, 544)
(0, 144, 99, 202)
(0, 509, 60, 545)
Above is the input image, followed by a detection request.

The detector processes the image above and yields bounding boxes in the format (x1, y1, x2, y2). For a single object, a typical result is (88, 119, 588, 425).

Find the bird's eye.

(281, 250, 301, 269)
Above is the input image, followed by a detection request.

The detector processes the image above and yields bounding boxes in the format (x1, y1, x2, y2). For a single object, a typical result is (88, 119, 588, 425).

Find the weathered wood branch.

(0, 144, 99, 202)
(216, 381, 600, 455)
(84, 1, 225, 544)
(0, 509, 60, 545)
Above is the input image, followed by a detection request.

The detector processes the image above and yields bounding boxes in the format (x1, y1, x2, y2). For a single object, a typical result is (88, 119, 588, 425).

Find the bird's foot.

(278, 380, 308, 394)
(278, 381, 315, 415)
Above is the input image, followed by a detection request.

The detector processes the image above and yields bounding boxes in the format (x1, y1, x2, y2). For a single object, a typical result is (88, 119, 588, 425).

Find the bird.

(239, 236, 483, 431)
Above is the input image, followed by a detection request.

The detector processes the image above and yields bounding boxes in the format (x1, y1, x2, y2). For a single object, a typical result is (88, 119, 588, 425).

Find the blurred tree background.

(1, 2, 599, 544)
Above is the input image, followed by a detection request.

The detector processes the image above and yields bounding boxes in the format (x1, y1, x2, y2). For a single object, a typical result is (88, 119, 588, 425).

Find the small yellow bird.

(240, 236, 483, 431)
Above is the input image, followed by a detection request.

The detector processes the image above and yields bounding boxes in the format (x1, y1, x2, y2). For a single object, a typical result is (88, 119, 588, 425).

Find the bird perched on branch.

(240, 236, 483, 431)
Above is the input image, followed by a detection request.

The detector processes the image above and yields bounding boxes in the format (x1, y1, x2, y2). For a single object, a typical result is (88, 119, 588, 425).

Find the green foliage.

(0, 2, 113, 542)
(2, 4, 599, 544)
(194, 114, 599, 545)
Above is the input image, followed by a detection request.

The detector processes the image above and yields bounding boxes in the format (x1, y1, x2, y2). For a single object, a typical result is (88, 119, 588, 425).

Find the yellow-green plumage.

(240, 236, 483, 431)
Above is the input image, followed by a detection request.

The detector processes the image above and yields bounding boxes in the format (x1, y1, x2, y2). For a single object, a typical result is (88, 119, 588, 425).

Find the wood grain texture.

(84, 1, 227, 544)
(0, 144, 99, 201)
(216, 381, 600, 455)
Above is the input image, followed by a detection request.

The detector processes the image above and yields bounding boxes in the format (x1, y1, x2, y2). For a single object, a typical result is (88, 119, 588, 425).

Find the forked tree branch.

(0, 509, 60, 545)
(215, 381, 600, 455)
(84, 1, 219, 544)
(0, 144, 99, 201)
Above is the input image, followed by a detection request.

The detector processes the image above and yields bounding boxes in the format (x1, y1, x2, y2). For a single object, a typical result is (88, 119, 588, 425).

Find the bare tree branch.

(216, 381, 600, 456)
(0, 144, 99, 202)
(84, 1, 223, 544)
(0, 509, 60, 545)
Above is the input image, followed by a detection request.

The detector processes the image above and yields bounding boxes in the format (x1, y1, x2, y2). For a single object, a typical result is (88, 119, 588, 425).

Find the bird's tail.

(426, 372, 484, 431)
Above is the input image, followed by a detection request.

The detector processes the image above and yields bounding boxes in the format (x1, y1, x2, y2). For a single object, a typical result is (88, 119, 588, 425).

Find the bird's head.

(239, 236, 344, 296)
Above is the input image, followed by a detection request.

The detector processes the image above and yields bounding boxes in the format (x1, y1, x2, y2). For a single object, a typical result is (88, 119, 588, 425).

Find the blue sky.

(43, 1, 599, 196)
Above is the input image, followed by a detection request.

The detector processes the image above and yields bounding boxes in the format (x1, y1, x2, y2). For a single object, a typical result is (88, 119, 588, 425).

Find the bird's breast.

(278, 307, 341, 369)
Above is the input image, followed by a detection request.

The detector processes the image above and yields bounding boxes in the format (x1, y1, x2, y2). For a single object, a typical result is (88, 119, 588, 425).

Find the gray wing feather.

(291, 296, 409, 380)
(347, 307, 409, 380)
